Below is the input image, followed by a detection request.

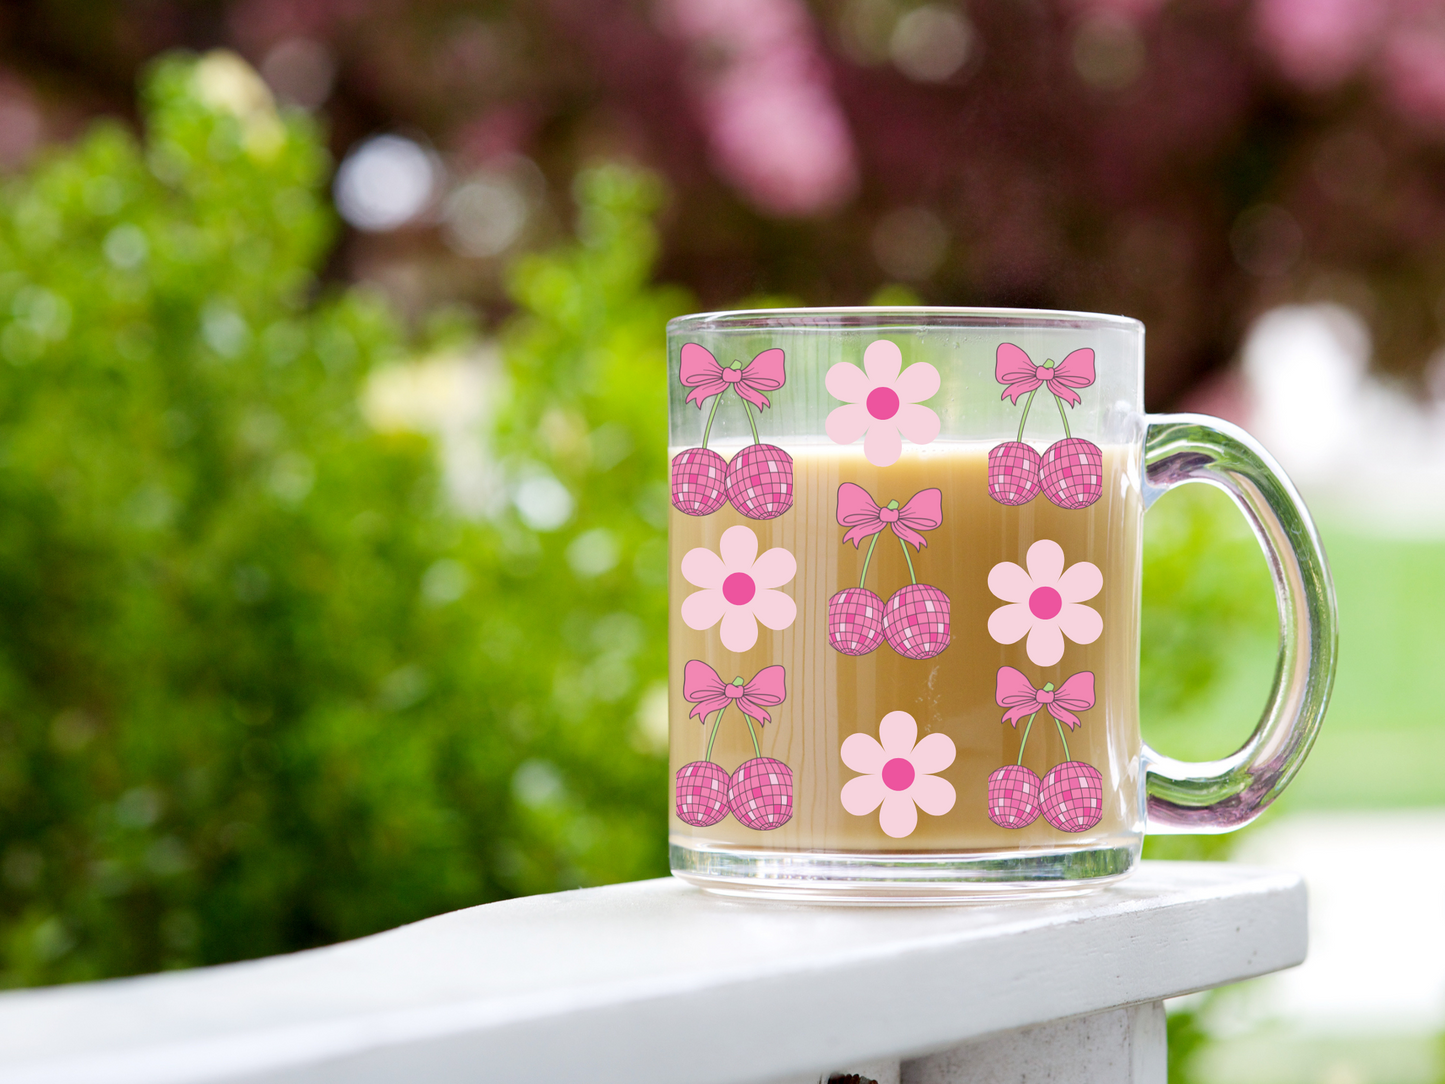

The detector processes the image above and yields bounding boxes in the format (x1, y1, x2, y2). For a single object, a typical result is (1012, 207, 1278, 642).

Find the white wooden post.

(0, 862, 1304, 1084)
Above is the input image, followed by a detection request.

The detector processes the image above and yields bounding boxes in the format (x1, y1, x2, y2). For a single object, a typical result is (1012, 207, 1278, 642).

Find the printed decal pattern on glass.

(675, 661, 793, 831)
(987, 344, 1103, 509)
(827, 483, 950, 660)
(986, 667, 1102, 831)
(671, 343, 794, 519)
(824, 339, 940, 467)
(667, 336, 1115, 846)
(840, 711, 957, 838)
(987, 539, 1102, 666)
(680, 525, 797, 653)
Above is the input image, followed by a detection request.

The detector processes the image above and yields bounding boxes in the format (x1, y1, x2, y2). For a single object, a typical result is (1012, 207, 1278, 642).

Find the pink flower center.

(866, 387, 899, 420)
(1028, 586, 1062, 619)
(722, 572, 756, 606)
(881, 757, 915, 791)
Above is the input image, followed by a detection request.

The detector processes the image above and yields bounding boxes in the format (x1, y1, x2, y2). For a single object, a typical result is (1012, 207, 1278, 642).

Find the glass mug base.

(670, 838, 1139, 903)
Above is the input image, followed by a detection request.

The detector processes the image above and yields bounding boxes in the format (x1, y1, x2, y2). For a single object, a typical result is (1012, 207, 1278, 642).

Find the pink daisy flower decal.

(681, 525, 797, 652)
(825, 339, 940, 467)
(987, 539, 1103, 667)
(840, 711, 956, 838)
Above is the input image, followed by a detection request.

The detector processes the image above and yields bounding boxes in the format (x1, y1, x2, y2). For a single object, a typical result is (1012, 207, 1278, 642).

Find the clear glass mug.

(666, 308, 1336, 901)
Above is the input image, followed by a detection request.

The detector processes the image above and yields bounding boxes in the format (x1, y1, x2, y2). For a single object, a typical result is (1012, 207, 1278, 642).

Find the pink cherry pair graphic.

(672, 343, 792, 520)
(675, 757, 793, 830)
(987, 437, 1103, 510)
(989, 344, 1101, 510)
(986, 760, 1103, 832)
(677, 661, 792, 831)
(987, 667, 1101, 832)
(671, 443, 793, 520)
(827, 484, 950, 661)
(827, 584, 950, 660)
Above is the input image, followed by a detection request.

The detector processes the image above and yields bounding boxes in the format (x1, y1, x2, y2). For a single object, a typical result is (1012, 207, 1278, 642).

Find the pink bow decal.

(836, 483, 943, 550)
(683, 660, 787, 725)
(995, 667, 1095, 730)
(680, 343, 786, 411)
(995, 345, 1096, 407)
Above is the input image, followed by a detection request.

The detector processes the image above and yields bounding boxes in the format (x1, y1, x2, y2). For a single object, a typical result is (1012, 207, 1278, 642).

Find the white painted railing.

(0, 861, 1305, 1084)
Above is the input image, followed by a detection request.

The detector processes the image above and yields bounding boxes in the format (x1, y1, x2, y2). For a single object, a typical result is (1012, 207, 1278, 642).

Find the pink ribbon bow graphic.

(680, 343, 787, 411)
(683, 660, 787, 725)
(837, 483, 943, 550)
(995, 667, 1096, 730)
(995, 345, 1096, 407)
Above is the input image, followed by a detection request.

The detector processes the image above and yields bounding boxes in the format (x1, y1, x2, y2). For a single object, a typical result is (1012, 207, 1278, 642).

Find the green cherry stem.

(742, 387, 761, 445)
(702, 361, 753, 449)
(700, 393, 724, 451)
(726, 360, 762, 446)
(723, 675, 761, 758)
(1027, 357, 1071, 440)
(1054, 716, 1071, 762)
(898, 536, 917, 585)
(880, 500, 916, 585)
(1016, 710, 1039, 766)
(1053, 392, 1072, 440)
(858, 531, 882, 589)
(704, 704, 727, 763)
(1015, 388, 1039, 443)
(744, 713, 762, 759)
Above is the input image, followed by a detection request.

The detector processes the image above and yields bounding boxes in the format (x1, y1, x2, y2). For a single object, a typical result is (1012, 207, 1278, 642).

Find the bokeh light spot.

(872, 207, 949, 281)
(334, 135, 439, 232)
(1072, 14, 1146, 90)
(261, 39, 336, 111)
(513, 474, 574, 531)
(567, 528, 621, 578)
(890, 5, 973, 83)
(443, 172, 529, 258)
(104, 224, 148, 269)
(1230, 204, 1305, 278)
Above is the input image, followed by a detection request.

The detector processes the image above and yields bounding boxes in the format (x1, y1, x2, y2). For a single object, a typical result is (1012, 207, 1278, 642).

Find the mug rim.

(668, 306, 1143, 334)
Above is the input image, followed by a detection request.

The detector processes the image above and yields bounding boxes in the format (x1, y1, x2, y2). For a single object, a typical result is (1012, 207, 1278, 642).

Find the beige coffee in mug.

(665, 310, 1334, 901)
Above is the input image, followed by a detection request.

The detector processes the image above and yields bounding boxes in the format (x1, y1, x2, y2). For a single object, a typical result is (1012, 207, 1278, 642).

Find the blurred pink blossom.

(1380, 29, 1445, 126)
(1253, 0, 1386, 89)
(659, 0, 858, 216)
(453, 107, 538, 166)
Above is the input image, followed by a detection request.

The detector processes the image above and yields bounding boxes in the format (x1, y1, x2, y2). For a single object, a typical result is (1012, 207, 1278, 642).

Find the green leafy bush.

(0, 52, 678, 986)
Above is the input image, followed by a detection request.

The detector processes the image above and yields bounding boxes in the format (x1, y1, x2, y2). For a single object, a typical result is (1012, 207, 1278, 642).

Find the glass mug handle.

(1140, 414, 1338, 832)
